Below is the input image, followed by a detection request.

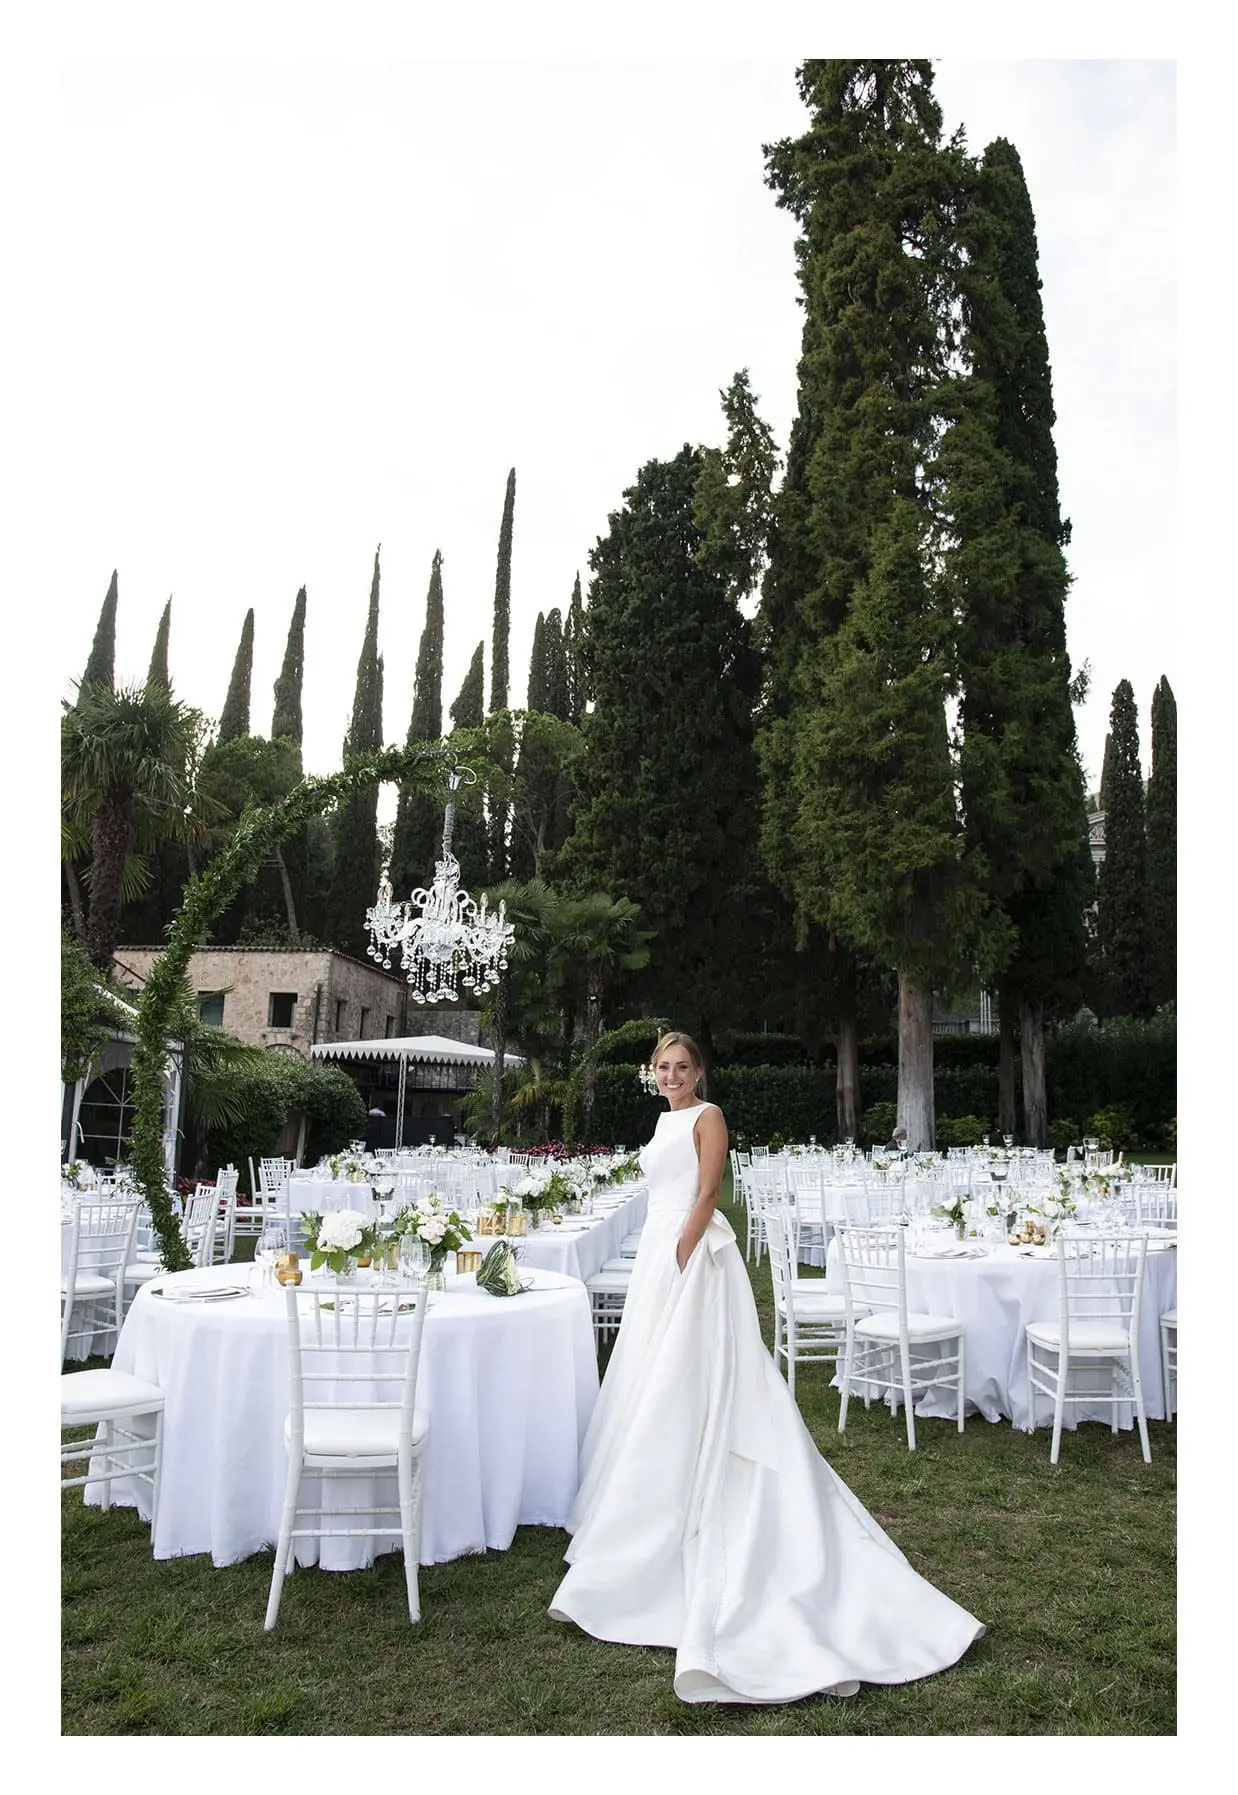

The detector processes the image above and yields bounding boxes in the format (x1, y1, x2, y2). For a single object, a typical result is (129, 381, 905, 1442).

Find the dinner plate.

(151, 1283, 251, 1303)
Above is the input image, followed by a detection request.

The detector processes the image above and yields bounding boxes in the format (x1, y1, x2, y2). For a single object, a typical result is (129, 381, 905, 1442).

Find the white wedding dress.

(549, 1102, 985, 1704)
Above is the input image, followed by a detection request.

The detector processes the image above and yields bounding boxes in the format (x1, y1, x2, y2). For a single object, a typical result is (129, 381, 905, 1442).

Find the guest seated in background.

(883, 1127, 908, 1156)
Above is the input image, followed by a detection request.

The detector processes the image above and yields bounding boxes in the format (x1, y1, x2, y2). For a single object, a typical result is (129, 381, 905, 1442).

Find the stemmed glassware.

(255, 1221, 288, 1291)
(399, 1235, 430, 1286)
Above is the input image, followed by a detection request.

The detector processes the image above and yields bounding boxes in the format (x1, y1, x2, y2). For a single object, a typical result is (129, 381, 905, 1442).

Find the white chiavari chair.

(62, 1198, 141, 1363)
(835, 1223, 966, 1451)
(61, 1366, 165, 1527)
(265, 1282, 431, 1630)
(763, 1207, 852, 1401)
(1025, 1234, 1151, 1464)
(1160, 1308, 1177, 1421)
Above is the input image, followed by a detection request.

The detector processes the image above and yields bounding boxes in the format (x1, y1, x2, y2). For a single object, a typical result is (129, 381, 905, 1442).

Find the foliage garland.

(127, 744, 451, 1269)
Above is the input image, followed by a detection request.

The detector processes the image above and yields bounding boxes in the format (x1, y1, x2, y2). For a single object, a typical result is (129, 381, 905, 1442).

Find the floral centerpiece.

(500, 1169, 556, 1224)
(601, 1152, 643, 1186)
(326, 1152, 369, 1182)
(932, 1193, 969, 1238)
(390, 1194, 472, 1282)
(301, 1208, 376, 1276)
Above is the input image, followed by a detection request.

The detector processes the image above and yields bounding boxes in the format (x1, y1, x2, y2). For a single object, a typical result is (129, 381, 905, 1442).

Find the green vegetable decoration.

(476, 1240, 528, 1298)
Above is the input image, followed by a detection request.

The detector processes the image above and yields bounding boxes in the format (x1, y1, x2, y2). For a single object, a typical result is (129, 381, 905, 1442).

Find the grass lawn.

(62, 1176, 1176, 1736)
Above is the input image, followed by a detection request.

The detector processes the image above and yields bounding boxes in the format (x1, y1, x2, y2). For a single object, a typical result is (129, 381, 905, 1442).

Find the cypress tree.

(944, 136, 1090, 1144)
(80, 570, 119, 691)
(490, 468, 516, 713)
(557, 444, 763, 1049)
(542, 609, 569, 720)
(1145, 675, 1176, 1009)
(389, 551, 447, 898)
(271, 585, 307, 747)
(760, 60, 1006, 1148)
(1096, 678, 1151, 1017)
(564, 572, 587, 725)
(451, 642, 485, 730)
(146, 598, 172, 692)
(325, 548, 386, 957)
(217, 609, 255, 744)
(526, 612, 548, 714)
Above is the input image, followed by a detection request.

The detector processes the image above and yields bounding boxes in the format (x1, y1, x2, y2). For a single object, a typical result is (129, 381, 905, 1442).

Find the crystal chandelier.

(365, 766, 514, 1004)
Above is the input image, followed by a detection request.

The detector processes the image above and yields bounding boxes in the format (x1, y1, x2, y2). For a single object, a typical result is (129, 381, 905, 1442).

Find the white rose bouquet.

(390, 1194, 472, 1272)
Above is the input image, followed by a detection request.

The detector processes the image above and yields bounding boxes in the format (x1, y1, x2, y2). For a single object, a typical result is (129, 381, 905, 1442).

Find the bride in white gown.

(549, 1031, 984, 1705)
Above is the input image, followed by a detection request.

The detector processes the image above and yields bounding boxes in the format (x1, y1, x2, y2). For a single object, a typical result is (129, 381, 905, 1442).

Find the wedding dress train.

(549, 1102, 984, 1704)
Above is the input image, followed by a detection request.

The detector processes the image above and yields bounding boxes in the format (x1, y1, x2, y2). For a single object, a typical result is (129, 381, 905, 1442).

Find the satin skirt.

(549, 1206, 984, 1704)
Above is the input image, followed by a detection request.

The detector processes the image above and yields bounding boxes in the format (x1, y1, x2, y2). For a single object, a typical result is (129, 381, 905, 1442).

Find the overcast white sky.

(48, 48, 1174, 814)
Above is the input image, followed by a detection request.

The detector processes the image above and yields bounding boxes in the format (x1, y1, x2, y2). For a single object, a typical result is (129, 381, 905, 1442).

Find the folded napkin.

(914, 1239, 984, 1259)
(153, 1282, 250, 1303)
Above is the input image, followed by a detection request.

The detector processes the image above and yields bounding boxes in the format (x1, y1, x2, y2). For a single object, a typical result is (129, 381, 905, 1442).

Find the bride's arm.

(676, 1106, 729, 1271)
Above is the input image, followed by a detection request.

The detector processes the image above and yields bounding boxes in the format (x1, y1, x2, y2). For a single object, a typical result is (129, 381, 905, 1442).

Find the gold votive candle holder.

(275, 1253, 302, 1287)
(507, 1211, 528, 1236)
(477, 1212, 494, 1236)
(455, 1249, 483, 1274)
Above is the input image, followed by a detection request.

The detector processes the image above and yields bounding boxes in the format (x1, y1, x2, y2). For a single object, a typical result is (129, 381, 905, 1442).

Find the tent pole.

(395, 1053, 407, 1149)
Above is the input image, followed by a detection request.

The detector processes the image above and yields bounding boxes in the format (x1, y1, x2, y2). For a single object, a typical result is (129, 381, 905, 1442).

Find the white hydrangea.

(318, 1209, 367, 1252)
(417, 1215, 448, 1246)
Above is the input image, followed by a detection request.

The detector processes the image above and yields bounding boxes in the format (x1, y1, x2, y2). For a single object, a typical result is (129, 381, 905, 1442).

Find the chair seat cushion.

(1160, 1308, 1177, 1327)
(785, 1293, 848, 1320)
(61, 1272, 119, 1297)
(855, 1310, 961, 1342)
(586, 1273, 633, 1294)
(292, 1406, 429, 1462)
(599, 1258, 634, 1274)
(124, 1261, 163, 1284)
(1026, 1319, 1133, 1352)
(61, 1367, 165, 1422)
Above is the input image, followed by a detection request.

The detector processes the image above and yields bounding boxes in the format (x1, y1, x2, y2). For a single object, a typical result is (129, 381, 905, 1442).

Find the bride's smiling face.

(654, 1044, 700, 1104)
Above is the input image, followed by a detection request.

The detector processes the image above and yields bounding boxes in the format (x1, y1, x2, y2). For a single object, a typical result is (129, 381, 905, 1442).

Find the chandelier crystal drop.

(365, 767, 514, 1004)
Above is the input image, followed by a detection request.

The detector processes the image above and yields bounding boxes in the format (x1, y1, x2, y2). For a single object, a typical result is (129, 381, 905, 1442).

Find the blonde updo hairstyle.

(650, 1031, 705, 1090)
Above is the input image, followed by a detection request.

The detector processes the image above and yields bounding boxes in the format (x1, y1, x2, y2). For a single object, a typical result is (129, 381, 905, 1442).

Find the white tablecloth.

(90, 1262, 598, 1568)
(507, 1186, 647, 1284)
(823, 1236, 1177, 1432)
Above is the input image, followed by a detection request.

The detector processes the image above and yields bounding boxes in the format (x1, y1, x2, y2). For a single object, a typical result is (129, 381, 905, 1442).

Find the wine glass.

(256, 1221, 288, 1291)
(1003, 1134, 1014, 1151)
(399, 1235, 430, 1285)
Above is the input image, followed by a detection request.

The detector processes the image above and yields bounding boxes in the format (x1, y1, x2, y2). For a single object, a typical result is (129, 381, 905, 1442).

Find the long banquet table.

(501, 1185, 647, 1285)
(90, 1262, 599, 1568)
(821, 1232, 1177, 1433)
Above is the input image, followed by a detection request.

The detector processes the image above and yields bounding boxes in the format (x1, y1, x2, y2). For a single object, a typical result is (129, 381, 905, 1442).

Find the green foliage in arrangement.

(125, 742, 451, 1271)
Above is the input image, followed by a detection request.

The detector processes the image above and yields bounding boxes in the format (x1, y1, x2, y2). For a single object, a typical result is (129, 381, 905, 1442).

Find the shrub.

(202, 1054, 366, 1181)
(711, 1066, 835, 1145)
(588, 1017, 671, 1068)
(935, 1114, 991, 1148)
(714, 1031, 811, 1067)
(563, 1063, 663, 1148)
(1085, 1105, 1137, 1154)
(1046, 1117, 1079, 1152)
(858, 1100, 897, 1147)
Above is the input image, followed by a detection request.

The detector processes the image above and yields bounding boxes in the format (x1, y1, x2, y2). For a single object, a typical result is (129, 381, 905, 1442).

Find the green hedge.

(714, 1031, 812, 1066)
(203, 1056, 366, 1186)
(568, 1014, 1175, 1150)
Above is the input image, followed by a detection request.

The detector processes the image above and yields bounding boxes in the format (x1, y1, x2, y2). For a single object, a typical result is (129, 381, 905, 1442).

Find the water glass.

(256, 1221, 288, 1290)
(399, 1235, 430, 1285)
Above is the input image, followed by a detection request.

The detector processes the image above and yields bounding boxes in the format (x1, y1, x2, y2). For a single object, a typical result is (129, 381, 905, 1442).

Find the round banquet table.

(822, 1234, 1177, 1433)
(89, 1263, 598, 1569)
(505, 1185, 647, 1284)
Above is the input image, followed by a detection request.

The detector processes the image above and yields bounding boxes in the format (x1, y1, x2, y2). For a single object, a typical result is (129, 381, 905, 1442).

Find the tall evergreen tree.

(542, 609, 570, 720)
(1096, 678, 1151, 1017)
(217, 609, 255, 744)
(271, 585, 307, 747)
(760, 60, 1006, 1147)
(558, 445, 764, 1052)
(146, 598, 172, 692)
(489, 468, 516, 713)
(944, 136, 1090, 1144)
(81, 570, 119, 691)
(324, 549, 386, 958)
(526, 612, 548, 714)
(1145, 675, 1176, 1009)
(389, 550, 448, 899)
(451, 642, 485, 730)
(564, 572, 587, 724)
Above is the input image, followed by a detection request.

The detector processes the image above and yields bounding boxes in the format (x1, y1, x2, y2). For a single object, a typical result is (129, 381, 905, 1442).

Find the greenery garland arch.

(128, 745, 452, 1270)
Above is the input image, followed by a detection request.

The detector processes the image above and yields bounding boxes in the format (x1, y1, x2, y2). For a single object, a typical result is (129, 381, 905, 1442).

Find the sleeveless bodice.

(638, 1103, 714, 1215)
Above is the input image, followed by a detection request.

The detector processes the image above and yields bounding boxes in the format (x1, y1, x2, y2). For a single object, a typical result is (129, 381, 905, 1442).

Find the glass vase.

(426, 1249, 448, 1293)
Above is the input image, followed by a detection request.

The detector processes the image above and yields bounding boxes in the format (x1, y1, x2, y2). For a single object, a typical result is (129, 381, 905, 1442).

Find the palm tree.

(62, 682, 211, 971)
(557, 893, 653, 1139)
